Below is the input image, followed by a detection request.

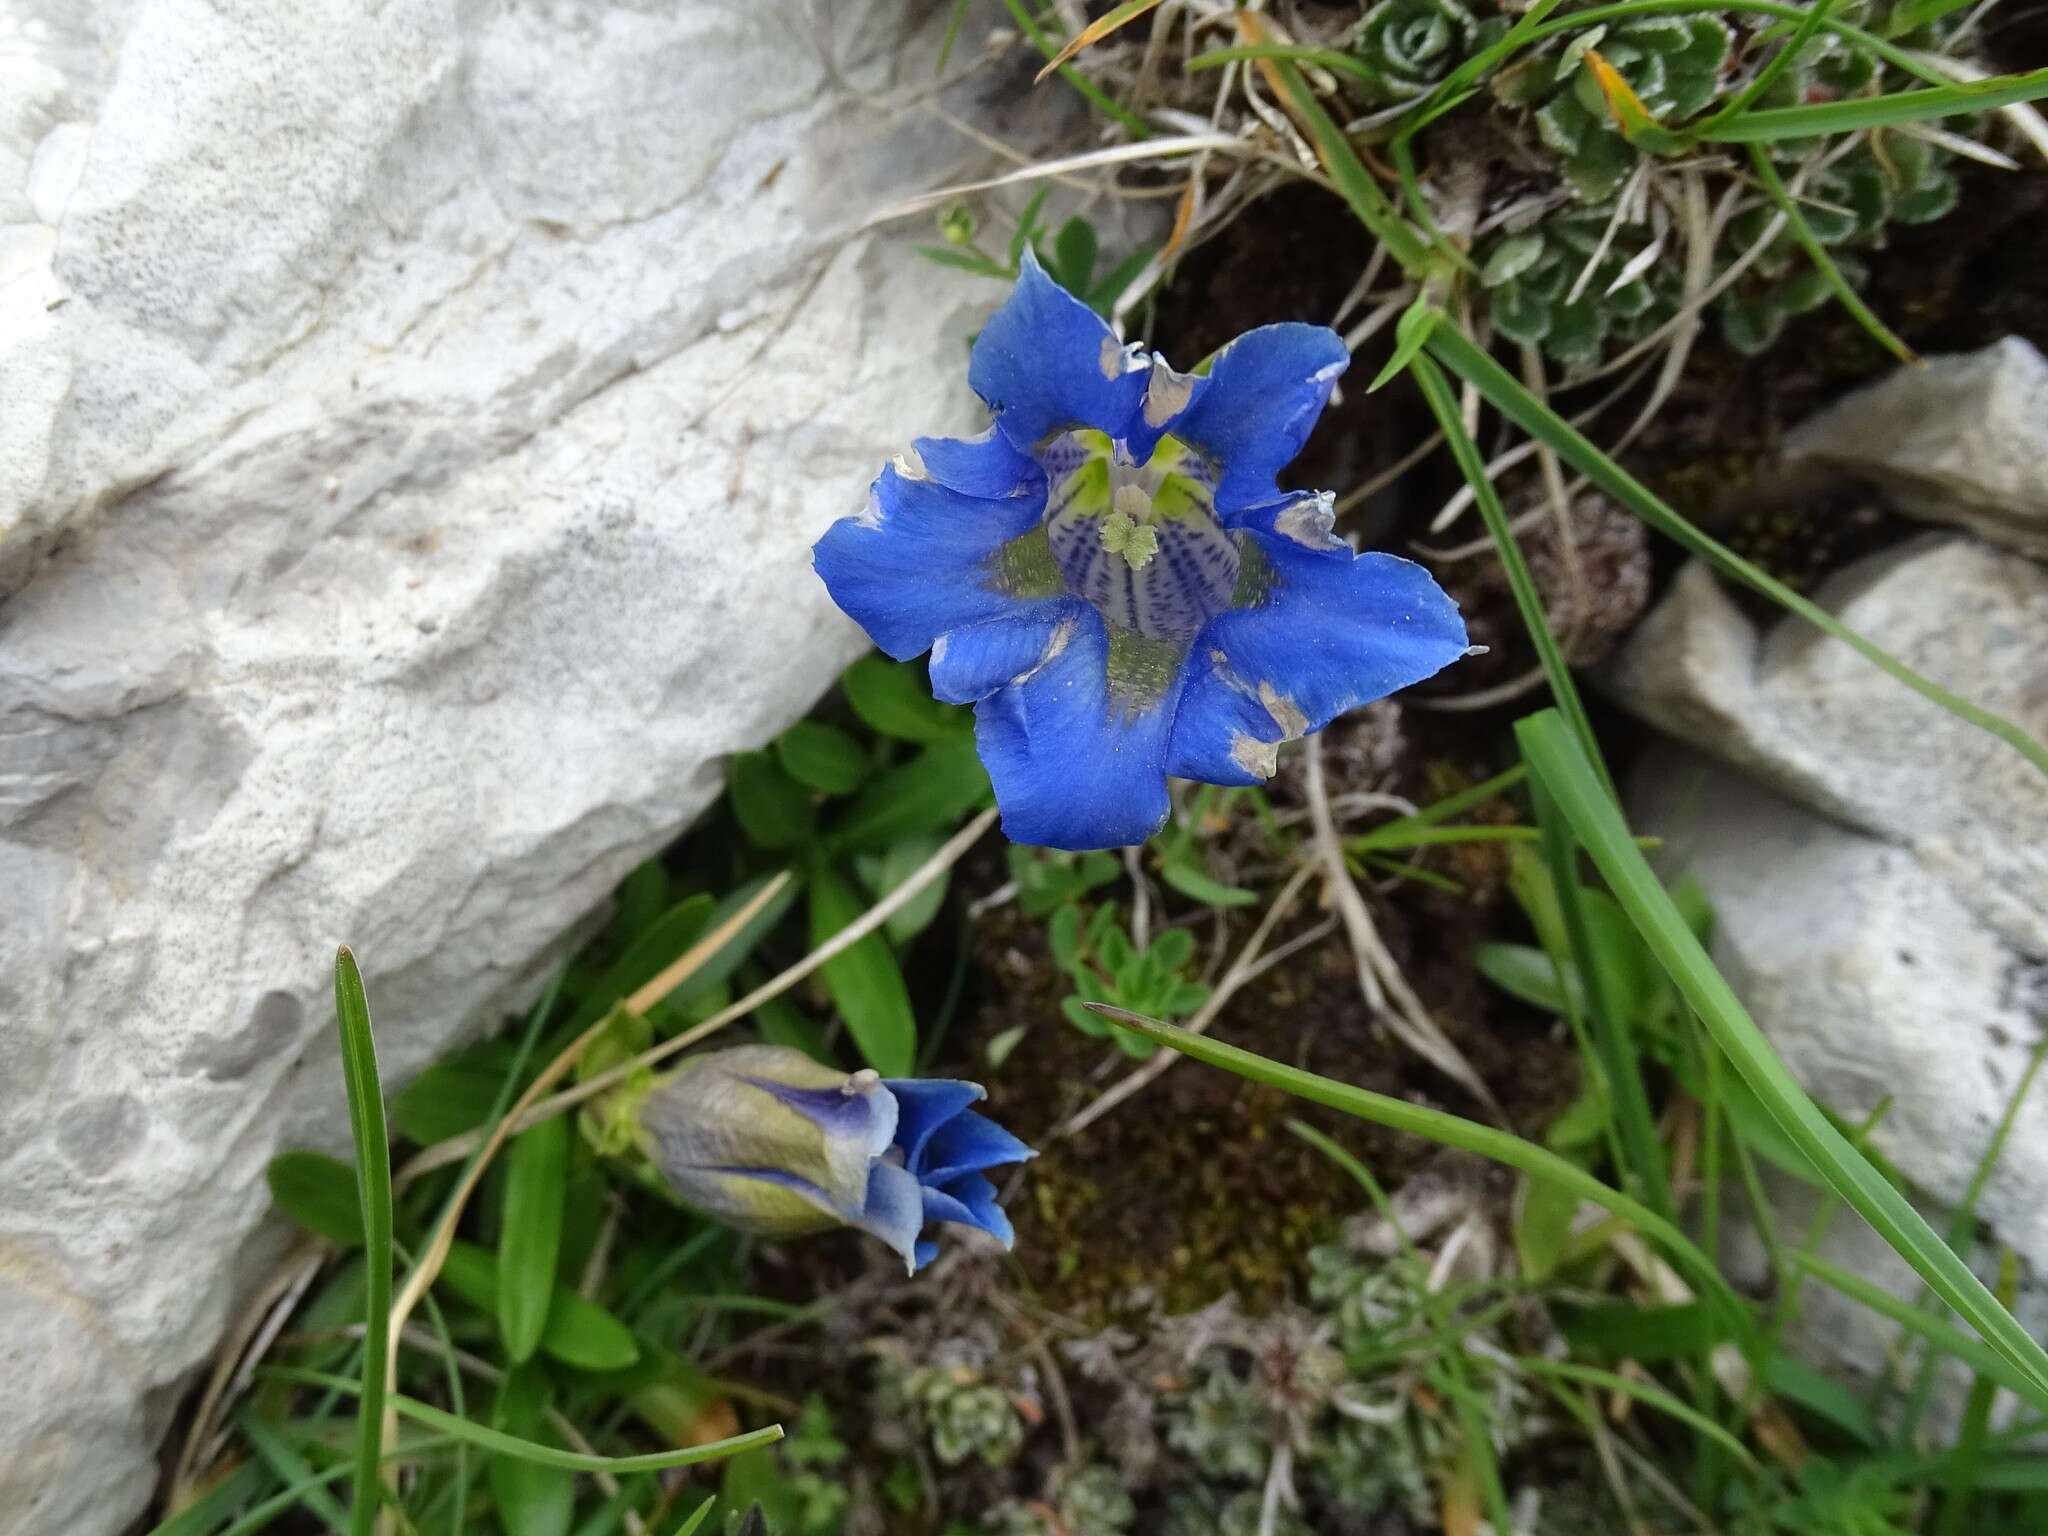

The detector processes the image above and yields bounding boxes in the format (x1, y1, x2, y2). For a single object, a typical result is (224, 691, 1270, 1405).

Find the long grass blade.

(1089, 1005, 1754, 1333)
(1424, 327, 2048, 778)
(1517, 1357, 1759, 1467)
(264, 1367, 782, 1471)
(1703, 67, 2048, 141)
(1695, 0, 1839, 133)
(1530, 773, 1669, 1217)
(1035, 0, 1163, 82)
(333, 946, 393, 1536)
(1791, 1255, 2048, 1410)
(999, 0, 1151, 139)
(1516, 710, 2048, 1409)
(1744, 145, 1917, 363)
(1409, 351, 1609, 793)
(1235, 13, 1430, 273)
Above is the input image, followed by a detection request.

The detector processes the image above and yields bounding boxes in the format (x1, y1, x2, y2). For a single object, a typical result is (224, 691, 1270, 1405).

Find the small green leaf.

(775, 722, 868, 796)
(1159, 859, 1259, 909)
(1557, 1300, 1731, 1362)
(722, 1448, 798, 1535)
(827, 737, 990, 852)
(499, 1115, 569, 1365)
(1514, 1170, 1583, 1282)
(266, 1150, 368, 1248)
(1051, 216, 1099, 293)
(491, 1367, 575, 1536)
(809, 865, 917, 1075)
(1765, 1354, 1882, 1445)
(392, 1057, 509, 1144)
(1481, 232, 1546, 288)
(728, 752, 815, 850)
(858, 832, 952, 945)
(1476, 942, 1581, 1015)
(571, 894, 714, 1030)
(439, 1241, 641, 1372)
(1367, 298, 1439, 392)
(613, 860, 670, 944)
(841, 656, 967, 743)
(986, 1024, 1028, 1069)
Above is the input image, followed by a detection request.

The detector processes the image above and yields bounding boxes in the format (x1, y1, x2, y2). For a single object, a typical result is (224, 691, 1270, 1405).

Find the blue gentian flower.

(812, 252, 1470, 850)
(640, 1044, 1033, 1273)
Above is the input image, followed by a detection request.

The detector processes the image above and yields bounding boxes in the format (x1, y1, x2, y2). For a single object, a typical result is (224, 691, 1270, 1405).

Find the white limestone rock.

(1604, 536, 2048, 960)
(1781, 338, 2048, 558)
(0, 2, 1077, 1530)
(1613, 536, 2048, 1417)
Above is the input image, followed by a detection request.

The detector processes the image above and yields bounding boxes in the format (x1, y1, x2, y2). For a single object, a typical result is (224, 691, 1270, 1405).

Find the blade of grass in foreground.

(334, 946, 393, 1536)
(1516, 710, 2048, 1410)
(1409, 350, 1609, 795)
(1701, 66, 2048, 140)
(1426, 327, 2048, 779)
(1745, 144, 1917, 364)
(1087, 1004, 1753, 1335)
(263, 1367, 783, 1471)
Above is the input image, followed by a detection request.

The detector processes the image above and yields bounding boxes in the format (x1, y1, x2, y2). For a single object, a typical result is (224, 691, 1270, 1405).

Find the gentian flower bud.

(639, 1044, 1033, 1274)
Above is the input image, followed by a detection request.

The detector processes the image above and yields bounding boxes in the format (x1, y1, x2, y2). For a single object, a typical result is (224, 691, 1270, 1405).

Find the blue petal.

(910, 426, 1045, 501)
(1165, 325, 1349, 510)
(852, 1160, 927, 1274)
(929, 602, 1081, 706)
(1166, 498, 1468, 781)
(972, 607, 1182, 850)
(913, 1239, 940, 1271)
(881, 1078, 984, 1170)
(918, 1111, 1036, 1185)
(741, 1078, 898, 1161)
(921, 1172, 1015, 1248)
(813, 464, 1047, 661)
(968, 249, 1150, 452)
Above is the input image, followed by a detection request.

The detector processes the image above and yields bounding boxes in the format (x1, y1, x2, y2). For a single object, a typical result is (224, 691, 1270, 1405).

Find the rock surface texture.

(1613, 535, 2048, 1405)
(1781, 338, 2048, 558)
(0, 4, 1060, 1531)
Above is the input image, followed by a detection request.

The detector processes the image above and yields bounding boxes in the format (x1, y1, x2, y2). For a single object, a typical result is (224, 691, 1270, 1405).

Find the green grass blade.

(1791, 1255, 2048, 1409)
(1704, 67, 2048, 140)
(1089, 1005, 1754, 1332)
(1887, 0, 1978, 35)
(1896, 1034, 2048, 1438)
(235, 1410, 350, 1534)
(1424, 328, 2048, 779)
(1744, 145, 1916, 363)
(264, 1366, 783, 1471)
(1694, 0, 1838, 133)
(498, 1115, 569, 1364)
(207, 1439, 457, 1536)
(1516, 710, 2048, 1409)
(1517, 1357, 1759, 1467)
(1251, 50, 1430, 273)
(1471, 0, 1949, 85)
(1530, 774, 1669, 1218)
(149, 1463, 270, 1536)
(333, 946, 393, 1536)
(1357, 765, 1529, 841)
(935, 0, 971, 73)
(1409, 351, 1611, 796)
(1938, 1252, 2016, 1535)
(999, 0, 1151, 139)
(1185, 43, 1392, 85)
(1416, 0, 1570, 107)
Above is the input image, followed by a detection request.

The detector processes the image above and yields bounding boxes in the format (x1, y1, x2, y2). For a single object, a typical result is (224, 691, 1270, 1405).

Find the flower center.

(1038, 430, 1240, 645)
